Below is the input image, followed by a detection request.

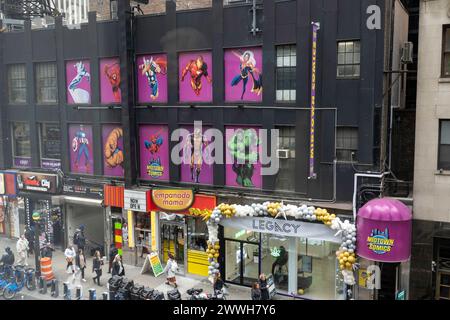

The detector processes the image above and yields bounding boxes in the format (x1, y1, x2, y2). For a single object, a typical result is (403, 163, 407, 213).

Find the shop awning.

(356, 198, 412, 262)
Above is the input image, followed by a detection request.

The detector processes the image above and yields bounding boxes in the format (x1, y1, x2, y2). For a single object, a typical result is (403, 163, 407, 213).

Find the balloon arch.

(190, 201, 358, 286)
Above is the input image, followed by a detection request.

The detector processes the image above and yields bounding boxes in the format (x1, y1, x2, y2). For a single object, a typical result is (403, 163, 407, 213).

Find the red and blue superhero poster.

(102, 125, 124, 177)
(137, 54, 168, 104)
(139, 125, 169, 181)
(224, 47, 263, 103)
(66, 60, 91, 104)
(69, 124, 94, 175)
(179, 52, 213, 103)
(100, 58, 121, 104)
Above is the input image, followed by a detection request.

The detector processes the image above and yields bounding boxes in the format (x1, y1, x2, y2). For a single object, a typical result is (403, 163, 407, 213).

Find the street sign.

(149, 252, 164, 277)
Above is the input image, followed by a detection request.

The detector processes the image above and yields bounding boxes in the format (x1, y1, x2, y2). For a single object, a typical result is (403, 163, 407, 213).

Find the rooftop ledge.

(438, 78, 450, 83)
(435, 170, 450, 176)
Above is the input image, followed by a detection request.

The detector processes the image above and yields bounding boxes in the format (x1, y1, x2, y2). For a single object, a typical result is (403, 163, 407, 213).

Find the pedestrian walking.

(111, 254, 125, 277)
(24, 227, 34, 255)
(16, 234, 29, 266)
(163, 253, 179, 288)
(92, 250, 104, 286)
(251, 282, 262, 300)
(213, 272, 227, 296)
(41, 242, 54, 259)
(0, 247, 15, 278)
(64, 245, 76, 275)
(108, 244, 118, 274)
(75, 248, 87, 282)
(258, 273, 270, 300)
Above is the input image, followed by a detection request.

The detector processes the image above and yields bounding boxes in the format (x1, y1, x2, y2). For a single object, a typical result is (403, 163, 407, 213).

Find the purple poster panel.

(179, 126, 214, 185)
(137, 54, 168, 104)
(103, 125, 124, 177)
(139, 125, 169, 181)
(69, 124, 94, 175)
(224, 47, 263, 103)
(14, 157, 31, 168)
(41, 159, 61, 170)
(66, 60, 91, 104)
(179, 52, 213, 103)
(100, 58, 121, 104)
(225, 126, 262, 189)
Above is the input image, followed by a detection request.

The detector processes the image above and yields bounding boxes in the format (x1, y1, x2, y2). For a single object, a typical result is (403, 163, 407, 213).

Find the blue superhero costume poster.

(69, 124, 94, 175)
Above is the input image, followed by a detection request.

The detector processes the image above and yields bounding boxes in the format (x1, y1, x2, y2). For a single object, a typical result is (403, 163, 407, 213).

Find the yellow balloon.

(298, 289, 305, 295)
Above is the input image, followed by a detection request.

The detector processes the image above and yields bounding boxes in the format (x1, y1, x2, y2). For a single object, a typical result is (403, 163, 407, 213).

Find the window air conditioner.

(277, 149, 290, 159)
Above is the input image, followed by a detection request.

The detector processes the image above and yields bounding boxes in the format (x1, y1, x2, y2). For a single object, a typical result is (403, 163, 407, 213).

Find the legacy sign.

(220, 217, 341, 243)
(124, 190, 148, 212)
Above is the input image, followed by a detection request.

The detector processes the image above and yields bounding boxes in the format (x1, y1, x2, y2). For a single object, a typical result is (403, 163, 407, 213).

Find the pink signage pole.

(309, 22, 320, 180)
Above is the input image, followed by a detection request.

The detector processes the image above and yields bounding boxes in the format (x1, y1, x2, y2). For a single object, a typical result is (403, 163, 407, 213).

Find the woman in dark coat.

(259, 273, 270, 300)
(111, 254, 125, 277)
(92, 250, 103, 286)
(251, 282, 262, 300)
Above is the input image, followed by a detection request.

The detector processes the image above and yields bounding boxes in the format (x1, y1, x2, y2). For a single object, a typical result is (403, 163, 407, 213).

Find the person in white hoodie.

(16, 235, 29, 266)
(64, 245, 76, 275)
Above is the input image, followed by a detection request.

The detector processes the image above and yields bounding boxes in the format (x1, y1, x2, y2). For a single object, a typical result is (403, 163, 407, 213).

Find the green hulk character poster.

(225, 127, 262, 188)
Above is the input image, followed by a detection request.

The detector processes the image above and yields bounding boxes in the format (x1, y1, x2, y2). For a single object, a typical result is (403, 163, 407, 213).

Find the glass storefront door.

(225, 239, 260, 286)
(160, 222, 186, 274)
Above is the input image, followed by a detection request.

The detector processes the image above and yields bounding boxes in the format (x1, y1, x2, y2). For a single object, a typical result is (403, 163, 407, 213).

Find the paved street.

(0, 237, 255, 301)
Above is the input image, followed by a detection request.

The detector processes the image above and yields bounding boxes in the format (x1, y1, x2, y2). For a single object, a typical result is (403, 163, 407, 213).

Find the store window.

(442, 25, 450, 77)
(39, 123, 61, 169)
(336, 127, 358, 162)
(275, 127, 296, 191)
(8, 64, 27, 104)
(276, 45, 296, 102)
(337, 40, 360, 79)
(438, 120, 450, 171)
(187, 216, 208, 251)
(261, 234, 290, 292)
(35, 62, 57, 104)
(12, 122, 31, 168)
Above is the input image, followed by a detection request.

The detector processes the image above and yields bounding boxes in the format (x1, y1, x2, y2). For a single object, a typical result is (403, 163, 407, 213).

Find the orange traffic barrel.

(40, 257, 55, 281)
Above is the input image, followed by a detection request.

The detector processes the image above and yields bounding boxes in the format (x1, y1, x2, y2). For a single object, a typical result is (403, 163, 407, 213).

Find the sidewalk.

(0, 237, 255, 300)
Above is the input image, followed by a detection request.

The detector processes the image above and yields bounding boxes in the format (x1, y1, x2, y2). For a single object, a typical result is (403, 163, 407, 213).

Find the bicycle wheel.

(3, 286, 17, 300)
(26, 279, 35, 291)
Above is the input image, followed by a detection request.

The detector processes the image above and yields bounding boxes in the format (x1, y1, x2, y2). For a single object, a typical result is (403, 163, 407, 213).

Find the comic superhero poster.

(102, 125, 124, 177)
(66, 60, 91, 104)
(100, 58, 121, 104)
(137, 54, 168, 104)
(69, 124, 94, 175)
(225, 126, 262, 189)
(179, 52, 213, 103)
(139, 125, 169, 181)
(179, 126, 214, 185)
(224, 47, 263, 103)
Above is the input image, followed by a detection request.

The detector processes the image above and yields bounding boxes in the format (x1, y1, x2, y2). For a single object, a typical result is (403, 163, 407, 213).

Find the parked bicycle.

(2, 266, 36, 300)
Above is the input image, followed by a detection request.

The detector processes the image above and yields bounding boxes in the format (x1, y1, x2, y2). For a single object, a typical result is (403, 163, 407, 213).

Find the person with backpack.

(108, 244, 118, 274)
(0, 247, 15, 278)
(163, 253, 179, 288)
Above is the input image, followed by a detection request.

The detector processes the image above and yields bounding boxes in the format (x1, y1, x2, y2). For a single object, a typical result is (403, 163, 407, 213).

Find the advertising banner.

(69, 124, 94, 175)
(16, 172, 59, 194)
(66, 60, 91, 104)
(139, 125, 169, 181)
(179, 51, 213, 103)
(137, 54, 168, 104)
(102, 125, 124, 177)
(225, 126, 262, 189)
(151, 189, 194, 211)
(224, 47, 263, 103)
(100, 58, 121, 104)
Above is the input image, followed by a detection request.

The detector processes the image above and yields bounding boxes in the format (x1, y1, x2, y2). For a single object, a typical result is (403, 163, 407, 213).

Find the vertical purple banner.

(139, 125, 169, 181)
(224, 47, 263, 103)
(66, 60, 91, 104)
(100, 58, 121, 104)
(179, 52, 213, 103)
(103, 125, 124, 177)
(225, 126, 262, 189)
(137, 54, 168, 104)
(179, 126, 214, 185)
(69, 124, 94, 175)
(309, 22, 320, 180)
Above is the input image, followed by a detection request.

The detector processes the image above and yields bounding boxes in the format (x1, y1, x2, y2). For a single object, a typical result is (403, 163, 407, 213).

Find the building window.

(275, 127, 296, 191)
(12, 122, 31, 167)
(276, 45, 297, 102)
(337, 41, 360, 79)
(110, 0, 118, 20)
(438, 120, 450, 171)
(39, 123, 61, 161)
(442, 26, 450, 77)
(336, 127, 358, 162)
(8, 64, 27, 104)
(35, 62, 57, 104)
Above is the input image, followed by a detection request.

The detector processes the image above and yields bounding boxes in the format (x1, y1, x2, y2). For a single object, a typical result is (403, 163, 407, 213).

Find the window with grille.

(438, 120, 450, 171)
(442, 26, 450, 78)
(336, 127, 358, 162)
(8, 64, 27, 104)
(337, 40, 360, 79)
(35, 62, 57, 104)
(12, 122, 31, 159)
(39, 123, 61, 161)
(276, 45, 296, 102)
(275, 127, 296, 191)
